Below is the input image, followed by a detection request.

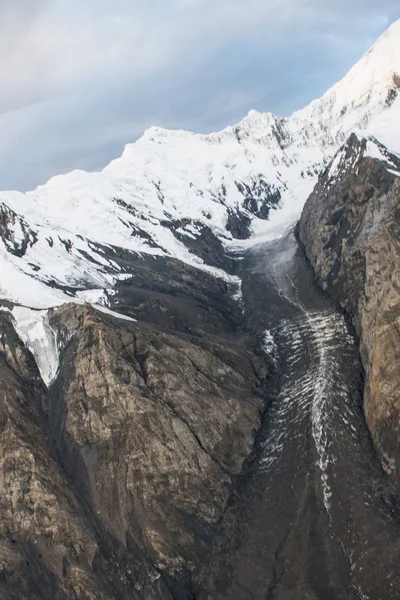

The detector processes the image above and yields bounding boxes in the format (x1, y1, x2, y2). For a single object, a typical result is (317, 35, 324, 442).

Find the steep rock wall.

(299, 134, 400, 481)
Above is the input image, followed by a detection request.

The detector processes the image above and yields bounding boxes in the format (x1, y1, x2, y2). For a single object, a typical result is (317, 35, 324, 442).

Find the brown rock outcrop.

(0, 312, 112, 599)
(0, 274, 267, 598)
(49, 304, 265, 581)
(299, 133, 400, 481)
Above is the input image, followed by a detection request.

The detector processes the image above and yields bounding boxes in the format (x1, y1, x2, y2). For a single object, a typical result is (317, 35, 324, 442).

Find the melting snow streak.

(12, 307, 59, 387)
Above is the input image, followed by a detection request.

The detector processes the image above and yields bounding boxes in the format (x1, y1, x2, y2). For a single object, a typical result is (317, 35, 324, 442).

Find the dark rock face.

(49, 304, 265, 580)
(225, 207, 252, 239)
(0, 204, 37, 257)
(235, 177, 282, 220)
(0, 247, 268, 598)
(0, 312, 114, 600)
(386, 72, 400, 106)
(299, 133, 400, 483)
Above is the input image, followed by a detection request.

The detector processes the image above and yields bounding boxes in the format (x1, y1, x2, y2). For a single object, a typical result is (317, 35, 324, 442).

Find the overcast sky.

(1, 1, 399, 191)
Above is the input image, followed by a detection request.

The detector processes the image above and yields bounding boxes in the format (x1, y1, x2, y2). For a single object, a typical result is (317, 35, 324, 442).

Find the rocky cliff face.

(0, 255, 268, 598)
(299, 133, 400, 482)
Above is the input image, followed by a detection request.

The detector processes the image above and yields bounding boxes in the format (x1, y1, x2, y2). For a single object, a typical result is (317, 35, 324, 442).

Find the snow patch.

(90, 304, 137, 323)
(76, 288, 108, 305)
(262, 330, 278, 364)
(12, 307, 59, 387)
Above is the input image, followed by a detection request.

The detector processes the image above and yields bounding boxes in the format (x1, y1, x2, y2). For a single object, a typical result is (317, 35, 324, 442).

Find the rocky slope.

(299, 133, 400, 483)
(0, 287, 267, 598)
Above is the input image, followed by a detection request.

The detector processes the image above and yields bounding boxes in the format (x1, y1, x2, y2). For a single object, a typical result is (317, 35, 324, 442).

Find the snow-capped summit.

(331, 17, 400, 109)
(0, 20, 400, 312)
(289, 18, 400, 144)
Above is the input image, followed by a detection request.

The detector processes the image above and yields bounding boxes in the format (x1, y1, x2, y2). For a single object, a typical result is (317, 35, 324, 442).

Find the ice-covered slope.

(1, 19, 400, 311)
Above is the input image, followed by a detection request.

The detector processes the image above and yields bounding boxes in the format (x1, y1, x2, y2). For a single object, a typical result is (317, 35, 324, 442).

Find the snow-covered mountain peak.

(1, 20, 399, 312)
(236, 109, 276, 128)
(330, 19, 400, 105)
(293, 19, 400, 138)
(246, 109, 262, 119)
(110, 20, 400, 171)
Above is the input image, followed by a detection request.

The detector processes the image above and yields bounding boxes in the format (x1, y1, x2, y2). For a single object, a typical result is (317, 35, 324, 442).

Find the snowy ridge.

(289, 19, 400, 145)
(0, 19, 400, 312)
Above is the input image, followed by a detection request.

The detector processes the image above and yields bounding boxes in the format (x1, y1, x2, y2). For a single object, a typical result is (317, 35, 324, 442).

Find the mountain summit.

(0, 20, 399, 313)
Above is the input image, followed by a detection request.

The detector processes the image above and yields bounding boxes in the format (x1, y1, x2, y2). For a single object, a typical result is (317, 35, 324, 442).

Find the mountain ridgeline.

(1, 18, 400, 600)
